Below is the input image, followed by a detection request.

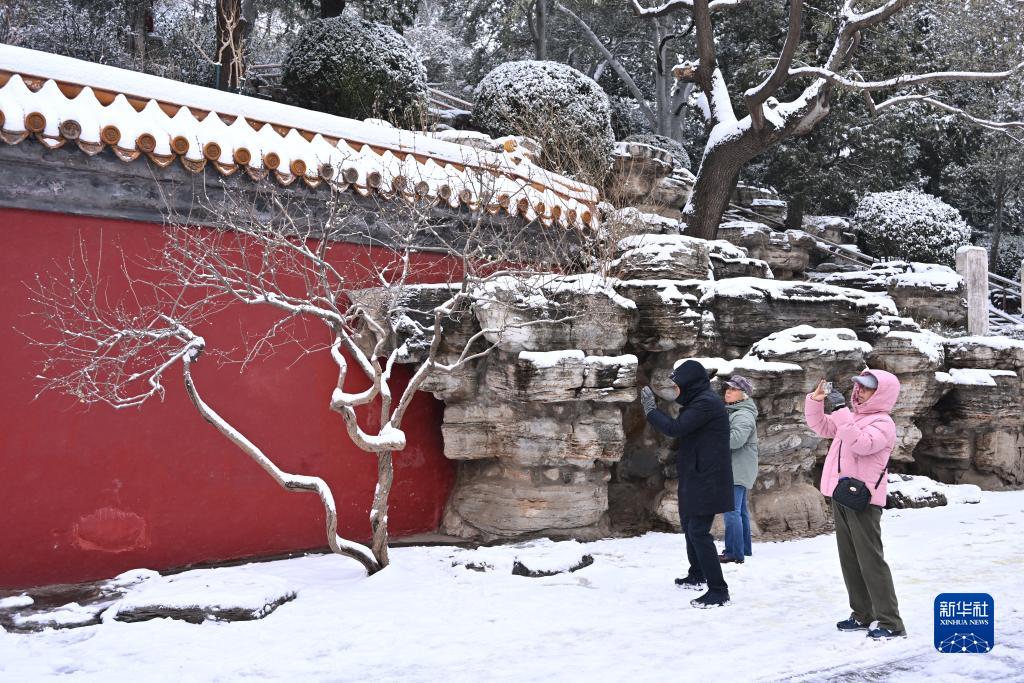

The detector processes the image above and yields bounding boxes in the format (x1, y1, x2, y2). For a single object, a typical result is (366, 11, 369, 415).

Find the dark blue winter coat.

(646, 360, 734, 517)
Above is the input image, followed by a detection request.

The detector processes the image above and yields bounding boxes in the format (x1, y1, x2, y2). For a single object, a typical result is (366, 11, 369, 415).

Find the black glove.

(825, 389, 846, 412)
(640, 386, 657, 415)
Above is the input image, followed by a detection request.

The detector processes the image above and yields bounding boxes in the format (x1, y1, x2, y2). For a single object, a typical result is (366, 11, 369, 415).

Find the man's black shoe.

(674, 575, 706, 590)
(690, 590, 730, 608)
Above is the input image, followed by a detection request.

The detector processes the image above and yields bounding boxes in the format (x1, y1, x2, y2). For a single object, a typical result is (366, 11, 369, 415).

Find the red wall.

(0, 208, 456, 589)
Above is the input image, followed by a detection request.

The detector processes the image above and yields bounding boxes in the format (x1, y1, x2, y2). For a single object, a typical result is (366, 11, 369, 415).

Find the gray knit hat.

(725, 375, 754, 396)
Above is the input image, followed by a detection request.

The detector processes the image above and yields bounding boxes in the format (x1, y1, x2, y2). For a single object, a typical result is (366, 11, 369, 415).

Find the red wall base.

(0, 208, 455, 589)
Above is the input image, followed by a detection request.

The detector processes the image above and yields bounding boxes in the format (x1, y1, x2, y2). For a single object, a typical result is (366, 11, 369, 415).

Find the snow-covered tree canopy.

(853, 190, 972, 266)
(282, 13, 427, 122)
(474, 60, 615, 181)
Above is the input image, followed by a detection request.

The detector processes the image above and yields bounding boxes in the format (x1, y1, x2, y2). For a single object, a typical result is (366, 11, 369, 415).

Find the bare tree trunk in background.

(128, 1, 153, 65)
(535, 0, 548, 60)
(990, 172, 1006, 271)
(241, 0, 257, 37)
(216, 0, 244, 90)
(321, 0, 346, 18)
(653, 19, 669, 136)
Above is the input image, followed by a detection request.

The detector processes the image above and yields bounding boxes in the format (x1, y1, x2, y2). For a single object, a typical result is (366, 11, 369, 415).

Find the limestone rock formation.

(691, 279, 897, 356)
(809, 262, 967, 330)
(913, 337, 1024, 489)
(715, 221, 812, 278)
(633, 169, 695, 220)
(612, 234, 710, 281)
(370, 223, 1023, 545)
(604, 141, 674, 208)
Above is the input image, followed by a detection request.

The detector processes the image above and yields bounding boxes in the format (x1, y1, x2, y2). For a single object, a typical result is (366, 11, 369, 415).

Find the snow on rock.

(518, 350, 586, 368)
(12, 602, 101, 630)
(937, 368, 1018, 387)
(106, 569, 162, 589)
(611, 234, 710, 281)
(486, 351, 636, 403)
(110, 568, 297, 624)
(714, 221, 812, 278)
(693, 279, 896, 353)
(886, 330, 946, 365)
(749, 325, 871, 361)
(886, 474, 982, 509)
(602, 206, 681, 235)
(613, 279, 711, 352)
(810, 261, 966, 329)
(471, 274, 635, 354)
(0, 595, 33, 609)
(944, 335, 1024, 371)
(451, 539, 594, 576)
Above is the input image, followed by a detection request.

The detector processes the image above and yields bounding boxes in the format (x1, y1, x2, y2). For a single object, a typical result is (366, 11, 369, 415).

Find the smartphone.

(823, 381, 833, 394)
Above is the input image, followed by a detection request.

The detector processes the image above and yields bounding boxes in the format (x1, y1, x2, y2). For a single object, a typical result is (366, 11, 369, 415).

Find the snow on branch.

(843, 0, 914, 31)
(873, 94, 1024, 137)
(788, 63, 1024, 92)
(629, 0, 750, 18)
(745, 0, 803, 130)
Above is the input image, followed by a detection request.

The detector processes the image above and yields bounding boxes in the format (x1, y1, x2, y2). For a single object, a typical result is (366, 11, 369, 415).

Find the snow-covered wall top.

(0, 45, 599, 231)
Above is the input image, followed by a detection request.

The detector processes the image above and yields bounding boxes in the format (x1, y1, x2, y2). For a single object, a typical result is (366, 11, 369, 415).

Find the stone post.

(956, 246, 989, 336)
(1020, 258, 1023, 315)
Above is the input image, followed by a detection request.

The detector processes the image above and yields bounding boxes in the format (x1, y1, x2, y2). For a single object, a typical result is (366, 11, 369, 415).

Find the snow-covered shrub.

(853, 190, 972, 266)
(282, 14, 427, 122)
(625, 133, 691, 171)
(473, 61, 614, 181)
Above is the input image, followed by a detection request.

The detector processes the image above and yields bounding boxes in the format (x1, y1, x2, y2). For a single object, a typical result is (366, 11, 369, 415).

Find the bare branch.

(553, 2, 657, 126)
(745, 0, 803, 130)
(788, 62, 1024, 92)
(629, 0, 750, 18)
(874, 94, 1024, 136)
(180, 342, 380, 575)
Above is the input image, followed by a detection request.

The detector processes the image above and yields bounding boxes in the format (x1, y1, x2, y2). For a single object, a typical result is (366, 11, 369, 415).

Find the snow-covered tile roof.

(0, 45, 599, 231)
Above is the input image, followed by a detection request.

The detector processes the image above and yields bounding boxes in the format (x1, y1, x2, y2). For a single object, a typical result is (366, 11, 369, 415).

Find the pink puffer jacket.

(805, 369, 900, 508)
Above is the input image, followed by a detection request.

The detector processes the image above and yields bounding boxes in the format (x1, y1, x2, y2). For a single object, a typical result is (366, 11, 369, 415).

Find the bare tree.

(216, 0, 245, 90)
(626, 0, 1024, 240)
(29, 161, 601, 575)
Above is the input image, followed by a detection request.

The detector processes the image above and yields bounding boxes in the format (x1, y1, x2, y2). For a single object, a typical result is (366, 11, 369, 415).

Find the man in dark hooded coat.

(640, 359, 734, 608)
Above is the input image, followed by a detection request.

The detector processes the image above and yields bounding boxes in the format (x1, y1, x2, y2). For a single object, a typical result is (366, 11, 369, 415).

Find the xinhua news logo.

(934, 593, 994, 653)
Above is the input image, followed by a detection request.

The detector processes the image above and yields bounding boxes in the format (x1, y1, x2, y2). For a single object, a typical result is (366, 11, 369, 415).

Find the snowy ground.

(2, 492, 1023, 682)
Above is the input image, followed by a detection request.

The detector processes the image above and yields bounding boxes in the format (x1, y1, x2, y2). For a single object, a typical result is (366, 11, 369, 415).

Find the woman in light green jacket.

(721, 375, 758, 564)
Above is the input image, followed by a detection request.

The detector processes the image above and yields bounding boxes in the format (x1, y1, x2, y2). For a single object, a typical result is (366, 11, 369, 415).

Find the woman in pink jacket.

(806, 369, 906, 640)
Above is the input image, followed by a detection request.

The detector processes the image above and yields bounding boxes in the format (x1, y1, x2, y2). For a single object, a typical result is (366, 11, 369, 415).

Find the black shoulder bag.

(831, 445, 887, 512)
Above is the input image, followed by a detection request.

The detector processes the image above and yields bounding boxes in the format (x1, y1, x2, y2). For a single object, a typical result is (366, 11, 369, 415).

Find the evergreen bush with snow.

(473, 61, 614, 181)
(281, 14, 427, 122)
(625, 134, 691, 171)
(853, 190, 972, 266)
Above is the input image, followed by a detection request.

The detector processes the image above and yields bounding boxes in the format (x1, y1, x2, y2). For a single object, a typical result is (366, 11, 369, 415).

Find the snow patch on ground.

(452, 539, 592, 575)
(2, 493, 1022, 681)
(12, 602, 98, 629)
(110, 568, 295, 619)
